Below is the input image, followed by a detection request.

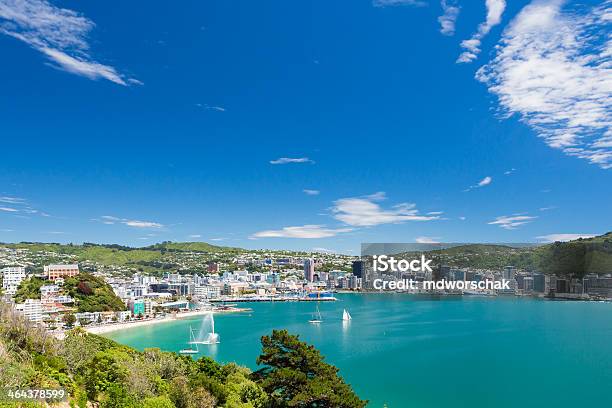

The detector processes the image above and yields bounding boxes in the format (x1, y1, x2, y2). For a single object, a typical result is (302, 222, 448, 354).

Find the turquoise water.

(107, 294, 612, 407)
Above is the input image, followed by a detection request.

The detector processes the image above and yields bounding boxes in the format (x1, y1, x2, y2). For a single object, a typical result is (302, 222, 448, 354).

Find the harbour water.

(106, 294, 612, 407)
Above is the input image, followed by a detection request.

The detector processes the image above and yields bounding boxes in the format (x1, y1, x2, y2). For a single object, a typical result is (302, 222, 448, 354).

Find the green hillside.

(14, 273, 126, 313)
(63, 273, 127, 312)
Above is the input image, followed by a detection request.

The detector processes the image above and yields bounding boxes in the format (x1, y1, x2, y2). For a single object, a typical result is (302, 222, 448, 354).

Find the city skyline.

(1, 0, 611, 253)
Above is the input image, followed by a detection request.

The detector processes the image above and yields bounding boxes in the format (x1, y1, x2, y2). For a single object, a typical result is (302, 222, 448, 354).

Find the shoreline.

(85, 308, 251, 335)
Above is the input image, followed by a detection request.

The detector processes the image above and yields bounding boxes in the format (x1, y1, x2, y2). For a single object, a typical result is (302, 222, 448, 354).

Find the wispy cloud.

(188, 234, 202, 238)
(464, 176, 492, 191)
(251, 224, 352, 239)
(477, 0, 612, 169)
(0, 207, 19, 212)
(504, 168, 516, 175)
(416, 236, 441, 244)
(0, 196, 26, 204)
(98, 215, 163, 229)
(488, 214, 536, 230)
(331, 192, 440, 227)
(539, 206, 556, 211)
(0, 0, 137, 85)
(124, 220, 163, 228)
(373, 0, 427, 7)
(196, 103, 226, 112)
(536, 233, 597, 242)
(439, 1, 460, 36)
(270, 157, 314, 165)
(303, 189, 320, 196)
(457, 0, 506, 63)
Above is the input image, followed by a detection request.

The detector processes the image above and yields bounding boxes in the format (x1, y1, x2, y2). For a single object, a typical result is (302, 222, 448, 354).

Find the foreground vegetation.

(0, 304, 366, 407)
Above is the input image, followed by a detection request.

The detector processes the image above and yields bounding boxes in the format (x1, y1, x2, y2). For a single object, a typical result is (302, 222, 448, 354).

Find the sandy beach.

(85, 308, 251, 335)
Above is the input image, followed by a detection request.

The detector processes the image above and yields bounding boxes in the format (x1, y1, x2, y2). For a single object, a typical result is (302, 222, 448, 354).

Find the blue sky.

(0, 0, 610, 253)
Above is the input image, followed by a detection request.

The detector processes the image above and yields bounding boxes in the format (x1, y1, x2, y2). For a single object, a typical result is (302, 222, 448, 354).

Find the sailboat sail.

(309, 304, 323, 323)
(342, 309, 352, 321)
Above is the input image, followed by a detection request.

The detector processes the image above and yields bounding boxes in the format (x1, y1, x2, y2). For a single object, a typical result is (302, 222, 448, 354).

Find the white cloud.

(98, 215, 163, 228)
(251, 224, 352, 239)
(459, 216, 466, 220)
(0, 0, 137, 85)
(331, 192, 440, 227)
(476, 0, 612, 169)
(0, 196, 26, 204)
(188, 234, 202, 238)
(373, 0, 427, 7)
(416, 236, 441, 243)
(303, 189, 320, 196)
(270, 157, 314, 165)
(210, 237, 226, 241)
(478, 176, 492, 186)
(427, 211, 444, 215)
(536, 233, 597, 242)
(197, 104, 226, 112)
(457, 0, 506, 63)
(539, 206, 556, 211)
(504, 168, 516, 175)
(123, 220, 163, 228)
(439, 1, 460, 36)
(0, 207, 18, 212)
(488, 214, 537, 229)
(464, 176, 492, 191)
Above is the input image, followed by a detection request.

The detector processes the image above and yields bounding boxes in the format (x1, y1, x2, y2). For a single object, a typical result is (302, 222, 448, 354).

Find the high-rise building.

(523, 276, 534, 291)
(503, 266, 516, 281)
(2, 266, 26, 296)
(352, 260, 365, 278)
(44, 264, 79, 280)
(533, 273, 545, 293)
(304, 258, 315, 282)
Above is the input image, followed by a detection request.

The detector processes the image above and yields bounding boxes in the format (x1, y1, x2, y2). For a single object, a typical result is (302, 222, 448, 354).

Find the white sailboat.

(309, 304, 323, 324)
(342, 309, 352, 321)
(179, 326, 199, 354)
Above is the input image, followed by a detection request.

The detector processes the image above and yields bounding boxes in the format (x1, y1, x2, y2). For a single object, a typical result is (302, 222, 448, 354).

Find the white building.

(194, 284, 221, 299)
(2, 266, 26, 296)
(19, 299, 43, 323)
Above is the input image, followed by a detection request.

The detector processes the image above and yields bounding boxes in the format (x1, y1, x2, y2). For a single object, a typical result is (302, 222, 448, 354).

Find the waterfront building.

(523, 276, 534, 292)
(556, 278, 569, 293)
(44, 264, 79, 280)
(503, 266, 516, 281)
(533, 273, 545, 293)
(352, 260, 365, 278)
(194, 284, 221, 299)
(304, 258, 315, 282)
(1, 266, 26, 296)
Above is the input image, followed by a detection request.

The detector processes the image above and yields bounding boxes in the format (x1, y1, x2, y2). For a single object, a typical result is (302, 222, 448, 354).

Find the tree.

(63, 313, 76, 328)
(254, 329, 367, 408)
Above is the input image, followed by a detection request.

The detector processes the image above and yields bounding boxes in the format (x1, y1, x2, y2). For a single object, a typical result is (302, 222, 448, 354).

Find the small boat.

(342, 309, 352, 321)
(179, 326, 199, 354)
(309, 304, 323, 324)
